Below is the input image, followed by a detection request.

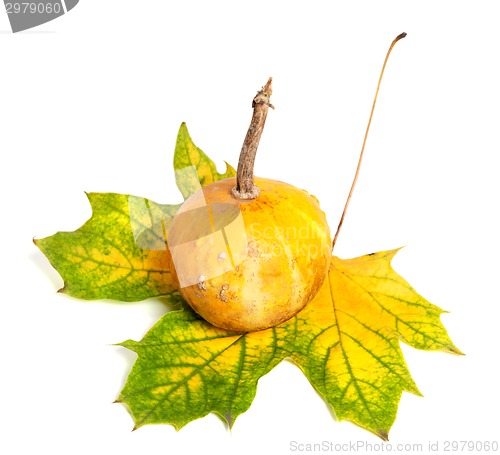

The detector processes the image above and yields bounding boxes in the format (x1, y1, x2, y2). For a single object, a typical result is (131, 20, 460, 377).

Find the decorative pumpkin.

(167, 79, 332, 332)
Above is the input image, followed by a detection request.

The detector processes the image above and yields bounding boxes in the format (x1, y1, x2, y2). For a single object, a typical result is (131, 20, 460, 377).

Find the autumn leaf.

(36, 123, 460, 439)
(174, 122, 236, 200)
(117, 249, 461, 438)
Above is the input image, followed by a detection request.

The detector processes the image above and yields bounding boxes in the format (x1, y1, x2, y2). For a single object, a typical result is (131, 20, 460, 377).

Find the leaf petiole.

(332, 32, 407, 251)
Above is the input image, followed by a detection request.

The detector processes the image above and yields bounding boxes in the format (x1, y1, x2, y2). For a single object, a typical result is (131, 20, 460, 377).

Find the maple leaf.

(35, 122, 460, 439)
(117, 249, 461, 438)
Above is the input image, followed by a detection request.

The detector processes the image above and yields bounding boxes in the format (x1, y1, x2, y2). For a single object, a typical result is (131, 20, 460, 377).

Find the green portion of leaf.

(118, 249, 460, 436)
(35, 193, 181, 302)
(118, 307, 294, 429)
(174, 122, 236, 200)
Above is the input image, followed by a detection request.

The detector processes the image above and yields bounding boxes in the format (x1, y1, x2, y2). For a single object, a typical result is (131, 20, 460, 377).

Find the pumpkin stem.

(232, 77, 274, 200)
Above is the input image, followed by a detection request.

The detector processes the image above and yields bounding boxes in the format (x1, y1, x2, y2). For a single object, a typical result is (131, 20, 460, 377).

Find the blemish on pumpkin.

(245, 241, 259, 258)
(197, 275, 207, 291)
(219, 284, 229, 302)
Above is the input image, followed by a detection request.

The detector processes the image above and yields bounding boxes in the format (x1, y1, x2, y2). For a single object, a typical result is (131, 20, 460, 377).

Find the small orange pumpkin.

(167, 176, 331, 332)
(167, 78, 331, 332)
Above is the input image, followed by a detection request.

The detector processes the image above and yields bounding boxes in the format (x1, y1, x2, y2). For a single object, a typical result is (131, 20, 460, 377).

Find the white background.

(1, 1, 499, 454)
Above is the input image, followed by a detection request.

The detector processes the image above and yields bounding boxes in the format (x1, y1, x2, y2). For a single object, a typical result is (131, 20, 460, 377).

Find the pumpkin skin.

(167, 177, 331, 332)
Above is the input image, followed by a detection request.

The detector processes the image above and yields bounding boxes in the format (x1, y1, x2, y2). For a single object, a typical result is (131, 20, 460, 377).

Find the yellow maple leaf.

(36, 122, 461, 439)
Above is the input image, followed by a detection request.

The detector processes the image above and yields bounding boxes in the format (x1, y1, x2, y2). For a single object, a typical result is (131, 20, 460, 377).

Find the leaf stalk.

(332, 33, 407, 251)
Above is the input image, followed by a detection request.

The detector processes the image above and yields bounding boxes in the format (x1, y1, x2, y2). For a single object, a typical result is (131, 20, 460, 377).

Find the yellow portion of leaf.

(291, 249, 461, 439)
(118, 249, 460, 438)
(331, 250, 461, 353)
